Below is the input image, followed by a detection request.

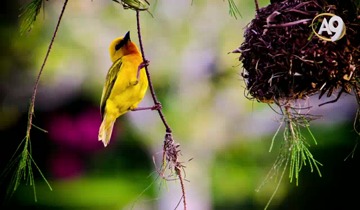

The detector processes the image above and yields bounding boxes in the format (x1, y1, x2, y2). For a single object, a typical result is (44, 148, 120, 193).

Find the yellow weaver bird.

(98, 31, 153, 147)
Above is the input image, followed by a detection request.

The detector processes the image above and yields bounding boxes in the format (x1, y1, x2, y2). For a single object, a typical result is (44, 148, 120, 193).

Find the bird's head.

(109, 31, 140, 62)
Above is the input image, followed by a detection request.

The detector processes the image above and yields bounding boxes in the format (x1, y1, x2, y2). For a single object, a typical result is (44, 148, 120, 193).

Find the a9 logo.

(311, 13, 346, 42)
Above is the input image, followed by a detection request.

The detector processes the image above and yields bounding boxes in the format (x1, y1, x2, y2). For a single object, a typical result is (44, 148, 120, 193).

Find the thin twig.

(135, 10, 172, 133)
(175, 165, 187, 210)
(26, 0, 69, 138)
(7, 0, 68, 200)
(264, 18, 312, 28)
(135, 10, 186, 210)
(254, 0, 259, 13)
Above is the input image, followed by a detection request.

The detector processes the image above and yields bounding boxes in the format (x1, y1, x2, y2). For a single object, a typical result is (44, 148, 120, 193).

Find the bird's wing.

(100, 57, 123, 119)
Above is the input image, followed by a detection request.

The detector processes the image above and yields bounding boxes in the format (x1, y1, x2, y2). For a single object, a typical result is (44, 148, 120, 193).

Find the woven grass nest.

(238, 0, 360, 105)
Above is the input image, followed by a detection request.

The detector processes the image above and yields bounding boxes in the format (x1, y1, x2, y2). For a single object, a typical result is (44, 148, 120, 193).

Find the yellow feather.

(98, 31, 148, 147)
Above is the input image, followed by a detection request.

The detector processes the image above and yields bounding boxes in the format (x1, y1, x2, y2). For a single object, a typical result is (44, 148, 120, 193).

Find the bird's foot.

(136, 60, 150, 81)
(129, 79, 139, 86)
(131, 102, 162, 112)
(138, 60, 150, 70)
(151, 102, 162, 110)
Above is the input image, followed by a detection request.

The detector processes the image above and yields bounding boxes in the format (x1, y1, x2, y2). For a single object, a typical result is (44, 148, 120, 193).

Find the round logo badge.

(311, 13, 346, 42)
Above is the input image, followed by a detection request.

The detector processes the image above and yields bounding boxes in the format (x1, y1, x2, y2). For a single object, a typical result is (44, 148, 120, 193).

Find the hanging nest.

(237, 0, 360, 105)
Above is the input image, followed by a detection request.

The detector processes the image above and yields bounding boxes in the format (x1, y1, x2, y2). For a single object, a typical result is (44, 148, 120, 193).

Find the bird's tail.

(98, 114, 115, 147)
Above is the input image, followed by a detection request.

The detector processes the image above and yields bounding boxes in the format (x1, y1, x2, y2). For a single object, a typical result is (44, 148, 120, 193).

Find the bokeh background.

(1, 0, 360, 209)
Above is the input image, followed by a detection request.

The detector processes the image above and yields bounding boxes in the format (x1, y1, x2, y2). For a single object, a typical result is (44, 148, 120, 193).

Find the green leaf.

(2, 136, 52, 201)
(112, 0, 150, 11)
(259, 105, 322, 209)
(19, 0, 44, 35)
(227, 0, 241, 19)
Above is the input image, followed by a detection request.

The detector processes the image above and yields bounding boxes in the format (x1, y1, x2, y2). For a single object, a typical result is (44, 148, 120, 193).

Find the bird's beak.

(124, 31, 131, 43)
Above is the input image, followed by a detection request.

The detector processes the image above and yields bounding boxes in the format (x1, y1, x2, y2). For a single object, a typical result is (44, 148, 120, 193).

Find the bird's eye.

(115, 39, 126, 51)
(115, 43, 121, 51)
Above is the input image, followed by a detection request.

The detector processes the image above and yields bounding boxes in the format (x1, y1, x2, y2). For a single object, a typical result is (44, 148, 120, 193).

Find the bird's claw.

(151, 103, 162, 110)
(136, 60, 150, 81)
(129, 80, 139, 86)
(138, 60, 150, 69)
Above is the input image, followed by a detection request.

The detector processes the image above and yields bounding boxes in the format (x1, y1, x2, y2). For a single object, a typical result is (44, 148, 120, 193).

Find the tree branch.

(135, 10, 187, 210)
(7, 0, 69, 200)
(135, 11, 172, 133)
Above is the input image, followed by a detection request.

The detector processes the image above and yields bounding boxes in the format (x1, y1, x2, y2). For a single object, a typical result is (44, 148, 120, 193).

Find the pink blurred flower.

(46, 107, 118, 179)
(47, 108, 109, 152)
(49, 150, 83, 179)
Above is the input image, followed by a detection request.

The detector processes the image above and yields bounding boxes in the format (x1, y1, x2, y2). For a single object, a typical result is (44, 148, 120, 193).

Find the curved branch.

(135, 11, 172, 133)
(26, 0, 69, 138)
(135, 10, 187, 210)
(7, 0, 69, 200)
